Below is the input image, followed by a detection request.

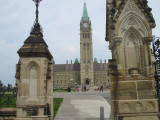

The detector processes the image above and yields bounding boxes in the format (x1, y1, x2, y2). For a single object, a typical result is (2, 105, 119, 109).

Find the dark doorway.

(85, 79, 89, 85)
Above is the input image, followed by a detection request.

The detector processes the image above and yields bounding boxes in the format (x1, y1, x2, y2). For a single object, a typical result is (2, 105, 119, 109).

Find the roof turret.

(82, 3, 89, 21)
(17, 0, 53, 60)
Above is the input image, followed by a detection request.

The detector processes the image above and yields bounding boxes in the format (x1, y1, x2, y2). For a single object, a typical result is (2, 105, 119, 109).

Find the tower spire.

(82, 2, 89, 21)
(31, 0, 43, 36)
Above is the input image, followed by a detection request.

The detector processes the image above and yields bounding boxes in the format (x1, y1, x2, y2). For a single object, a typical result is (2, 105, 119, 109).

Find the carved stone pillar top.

(108, 59, 118, 76)
(109, 36, 122, 50)
(143, 37, 153, 45)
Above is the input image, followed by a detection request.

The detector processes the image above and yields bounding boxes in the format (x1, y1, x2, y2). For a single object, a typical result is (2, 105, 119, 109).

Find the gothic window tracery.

(122, 27, 144, 75)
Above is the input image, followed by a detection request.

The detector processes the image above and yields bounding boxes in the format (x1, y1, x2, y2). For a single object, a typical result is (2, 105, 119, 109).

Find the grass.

(0, 94, 63, 118)
(0, 94, 16, 108)
(53, 88, 68, 93)
(53, 98, 63, 117)
(53, 90, 68, 93)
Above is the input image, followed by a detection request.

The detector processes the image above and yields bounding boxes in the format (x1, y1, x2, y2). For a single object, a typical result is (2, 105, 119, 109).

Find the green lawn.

(0, 94, 63, 118)
(53, 98, 63, 117)
(53, 90, 68, 93)
(53, 88, 68, 93)
(0, 94, 16, 108)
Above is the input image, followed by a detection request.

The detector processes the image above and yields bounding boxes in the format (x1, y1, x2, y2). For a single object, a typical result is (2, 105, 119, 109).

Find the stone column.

(109, 37, 123, 77)
(143, 37, 153, 77)
(108, 59, 118, 120)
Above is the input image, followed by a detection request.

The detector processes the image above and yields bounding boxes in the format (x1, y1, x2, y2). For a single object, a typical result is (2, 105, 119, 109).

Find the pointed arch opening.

(27, 61, 40, 101)
(118, 12, 149, 37)
(123, 27, 144, 75)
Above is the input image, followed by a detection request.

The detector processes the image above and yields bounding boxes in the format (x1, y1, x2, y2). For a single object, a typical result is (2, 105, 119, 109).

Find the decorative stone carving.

(123, 103, 130, 112)
(23, 106, 38, 116)
(143, 37, 153, 45)
(123, 116, 159, 120)
(119, 15, 148, 37)
(109, 37, 122, 50)
(119, 0, 145, 20)
(135, 103, 142, 112)
(107, 0, 158, 120)
(118, 100, 158, 114)
(146, 102, 154, 111)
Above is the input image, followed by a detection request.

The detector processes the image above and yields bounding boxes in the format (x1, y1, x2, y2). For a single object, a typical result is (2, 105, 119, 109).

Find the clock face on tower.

(83, 23, 88, 28)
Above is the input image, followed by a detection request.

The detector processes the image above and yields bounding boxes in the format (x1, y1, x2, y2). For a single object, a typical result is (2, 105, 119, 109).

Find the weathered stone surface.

(107, 0, 158, 120)
(16, 118, 49, 120)
(118, 100, 158, 113)
(16, 57, 53, 119)
(123, 116, 159, 120)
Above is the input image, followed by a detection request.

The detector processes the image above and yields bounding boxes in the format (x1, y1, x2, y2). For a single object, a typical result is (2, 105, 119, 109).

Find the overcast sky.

(0, 0, 160, 85)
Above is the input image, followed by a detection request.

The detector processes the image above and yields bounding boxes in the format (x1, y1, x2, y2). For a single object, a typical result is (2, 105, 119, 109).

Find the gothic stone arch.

(107, 0, 159, 120)
(121, 27, 145, 76)
(26, 61, 40, 103)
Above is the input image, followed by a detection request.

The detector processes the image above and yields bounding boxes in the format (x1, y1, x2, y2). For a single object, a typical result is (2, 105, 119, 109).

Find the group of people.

(67, 86, 71, 92)
(82, 85, 87, 92)
(67, 84, 104, 92)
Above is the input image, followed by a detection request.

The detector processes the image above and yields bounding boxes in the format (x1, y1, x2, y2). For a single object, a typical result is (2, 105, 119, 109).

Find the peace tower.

(80, 3, 94, 85)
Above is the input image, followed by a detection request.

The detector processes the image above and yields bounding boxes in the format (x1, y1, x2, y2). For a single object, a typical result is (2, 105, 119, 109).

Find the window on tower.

(85, 34, 87, 38)
(85, 65, 88, 72)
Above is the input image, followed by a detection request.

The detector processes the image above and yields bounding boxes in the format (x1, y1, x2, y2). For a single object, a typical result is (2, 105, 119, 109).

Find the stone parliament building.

(0, 0, 158, 120)
(53, 3, 110, 88)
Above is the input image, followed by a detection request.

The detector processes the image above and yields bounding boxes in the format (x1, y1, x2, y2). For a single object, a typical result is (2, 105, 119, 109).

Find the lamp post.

(0, 81, 4, 98)
(75, 82, 77, 91)
(70, 78, 73, 88)
(152, 36, 160, 111)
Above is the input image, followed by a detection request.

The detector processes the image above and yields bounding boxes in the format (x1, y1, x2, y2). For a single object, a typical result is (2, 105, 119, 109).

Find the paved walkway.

(53, 91, 111, 120)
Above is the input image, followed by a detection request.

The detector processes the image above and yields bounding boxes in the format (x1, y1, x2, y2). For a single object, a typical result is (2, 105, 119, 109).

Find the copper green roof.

(74, 58, 79, 64)
(94, 58, 98, 63)
(82, 2, 89, 21)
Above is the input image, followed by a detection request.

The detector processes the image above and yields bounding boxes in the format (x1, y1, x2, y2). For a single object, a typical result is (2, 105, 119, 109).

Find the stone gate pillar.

(15, 1, 53, 120)
(106, 0, 159, 120)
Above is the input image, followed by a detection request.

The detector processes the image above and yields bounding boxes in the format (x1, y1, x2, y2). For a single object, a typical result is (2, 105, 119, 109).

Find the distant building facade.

(53, 3, 110, 88)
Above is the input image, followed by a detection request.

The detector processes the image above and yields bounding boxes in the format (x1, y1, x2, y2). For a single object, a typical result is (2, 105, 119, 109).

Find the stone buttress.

(15, 1, 53, 120)
(106, 0, 159, 120)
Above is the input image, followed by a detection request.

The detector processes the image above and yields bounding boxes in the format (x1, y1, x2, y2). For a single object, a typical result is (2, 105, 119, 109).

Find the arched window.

(126, 33, 138, 68)
(85, 34, 87, 38)
(122, 27, 143, 75)
(29, 65, 38, 100)
(85, 65, 88, 72)
(29, 66, 38, 79)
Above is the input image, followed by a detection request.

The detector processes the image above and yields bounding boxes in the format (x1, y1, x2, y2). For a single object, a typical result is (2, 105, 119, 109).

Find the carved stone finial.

(31, 0, 43, 36)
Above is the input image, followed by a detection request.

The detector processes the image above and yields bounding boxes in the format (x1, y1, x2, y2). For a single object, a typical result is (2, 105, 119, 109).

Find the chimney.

(104, 59, 106, 63)
(71, 60, 72, 64)
(66, 60, 68, 64)
(100, 59, 102, 63)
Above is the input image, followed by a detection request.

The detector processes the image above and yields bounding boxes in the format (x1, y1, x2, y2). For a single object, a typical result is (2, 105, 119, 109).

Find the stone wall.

(0, 108, 16, 120)
(107, 0, 159, 119)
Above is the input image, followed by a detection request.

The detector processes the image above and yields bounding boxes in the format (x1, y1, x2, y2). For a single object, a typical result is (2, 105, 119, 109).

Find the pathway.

(53, 91, 111, 120)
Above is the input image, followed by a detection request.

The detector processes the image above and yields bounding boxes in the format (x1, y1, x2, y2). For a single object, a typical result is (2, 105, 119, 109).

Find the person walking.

(67, 86, 71, 92)
(82, 85, 84, 92)
(84, 85, 87, 92)
(100, 84, 103, 92)
(77, 87, 79, 92)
